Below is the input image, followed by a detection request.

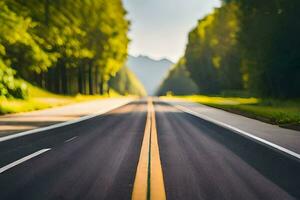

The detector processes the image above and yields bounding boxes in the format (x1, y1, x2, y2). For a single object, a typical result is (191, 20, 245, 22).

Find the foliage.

(231, 0, 300, 98)
(157, 58, 198, 96)
(0, 0, 130, 98)
(0, 61, 28, 99)
(109, 66, 146, 96)
(183, 0, 300, 98)
(185, 3, 242, 94)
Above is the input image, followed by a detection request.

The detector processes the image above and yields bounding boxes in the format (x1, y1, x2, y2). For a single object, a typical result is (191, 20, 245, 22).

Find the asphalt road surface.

(0, 99, 299, 200)
(155, 101, 299, 200)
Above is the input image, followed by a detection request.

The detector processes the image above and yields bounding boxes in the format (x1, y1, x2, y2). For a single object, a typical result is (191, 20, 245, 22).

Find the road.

(0, 98, 132, 137)
(0, 99, 299, 200)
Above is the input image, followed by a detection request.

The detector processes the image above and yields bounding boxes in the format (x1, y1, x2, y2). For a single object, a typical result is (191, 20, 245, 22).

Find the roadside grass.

(0, 82, 120, 115)
(164, 95, 300, 128)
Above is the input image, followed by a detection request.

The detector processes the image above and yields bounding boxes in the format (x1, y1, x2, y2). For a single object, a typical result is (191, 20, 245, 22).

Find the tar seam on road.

(64, 136, 78, 143)
(172, 103, 300, 161)
(132, 98, 166, 200)
(0, 148, 51, 174)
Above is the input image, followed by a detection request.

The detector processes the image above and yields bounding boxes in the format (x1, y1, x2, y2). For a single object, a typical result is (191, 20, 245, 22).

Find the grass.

(164, 95, 300, 129)
(0, 82, 120, 115)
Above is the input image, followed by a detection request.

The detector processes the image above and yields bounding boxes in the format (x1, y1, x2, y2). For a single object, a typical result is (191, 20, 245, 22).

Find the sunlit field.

(0, 82, 119, 114)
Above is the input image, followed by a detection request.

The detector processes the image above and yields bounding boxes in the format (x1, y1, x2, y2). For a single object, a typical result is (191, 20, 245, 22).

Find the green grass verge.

(164, 95, 300, 128)
(0, 82, 120, 115)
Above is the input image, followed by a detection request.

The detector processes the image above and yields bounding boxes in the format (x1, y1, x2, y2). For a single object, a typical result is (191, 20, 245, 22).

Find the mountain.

(127, 55, 174, 95)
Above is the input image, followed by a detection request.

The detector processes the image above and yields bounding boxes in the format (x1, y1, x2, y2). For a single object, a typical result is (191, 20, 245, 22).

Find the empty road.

(0, 99, 299, 200)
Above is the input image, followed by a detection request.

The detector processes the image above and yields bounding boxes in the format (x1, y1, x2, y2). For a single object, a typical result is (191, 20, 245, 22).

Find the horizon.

(128, 54, 174, 63)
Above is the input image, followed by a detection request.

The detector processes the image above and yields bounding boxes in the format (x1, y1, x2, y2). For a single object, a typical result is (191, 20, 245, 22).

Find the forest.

(156, 58, 198, 96)
(2, 0, 300, 101)
(0, 0, 145, 100)
(159, 0, 300, 99)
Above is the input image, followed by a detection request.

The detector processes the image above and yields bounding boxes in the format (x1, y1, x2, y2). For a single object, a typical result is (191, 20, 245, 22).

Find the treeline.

(157, 58, 198, 96)
(109, 66, 146, 96)
(159, 0, 300, 98)
(0, 0, 139, 98)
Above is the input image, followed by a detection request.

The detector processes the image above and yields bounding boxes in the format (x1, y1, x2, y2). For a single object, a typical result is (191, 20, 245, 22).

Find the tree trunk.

(78, 66, 83, 94)
(48, 67, 55, 92)
(54, 66, 60, 93)
(45, 0, 50, 26)
(82, 64, 87, 94)
(99, 77, 104, 95)
(95, 67, 99, 94)
(88, 63, 93, 95)
(61, 64, 67, 94)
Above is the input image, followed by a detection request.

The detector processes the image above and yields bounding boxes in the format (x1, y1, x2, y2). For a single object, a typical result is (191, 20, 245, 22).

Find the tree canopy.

(156, 58, 198, 96)
(180, 0, 300, 98)
(0, 0, 133, 98)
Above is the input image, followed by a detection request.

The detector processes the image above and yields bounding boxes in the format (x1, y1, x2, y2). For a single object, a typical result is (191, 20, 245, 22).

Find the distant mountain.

(127, 55, 174, 95)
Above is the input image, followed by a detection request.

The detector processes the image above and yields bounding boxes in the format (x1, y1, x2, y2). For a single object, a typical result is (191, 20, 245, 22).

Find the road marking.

(132, 100, 151, 200)
(132, 99, 166, 200)
(0, 100, 132, 143)
(65, 136, 78, 143)
(173, 104, 300, 160)
(0, 148, 51, 174)
(149, 99, 166, 200)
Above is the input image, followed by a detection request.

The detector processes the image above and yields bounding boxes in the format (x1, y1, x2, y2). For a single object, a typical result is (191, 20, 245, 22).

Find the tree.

(184, 0, 300, 98)
(224, 0, 300, 97)
(1, 0, 130, 97)
(156, 58, 198, 96)
(109, 66, 146, 96)
(185, 3, 243, 94)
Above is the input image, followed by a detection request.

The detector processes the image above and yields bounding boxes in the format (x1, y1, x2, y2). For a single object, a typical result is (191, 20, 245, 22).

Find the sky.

(122, 0, 221, 62)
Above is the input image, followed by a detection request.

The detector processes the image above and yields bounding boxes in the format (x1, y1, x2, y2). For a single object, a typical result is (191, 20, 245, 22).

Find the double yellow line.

(132, 98, 166, 200)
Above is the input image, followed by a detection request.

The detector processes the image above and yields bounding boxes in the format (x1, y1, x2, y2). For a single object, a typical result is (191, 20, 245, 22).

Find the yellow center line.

(132, 98, 166, 200)
(132, 100, 151, 200)
(150, 99, 166, 200)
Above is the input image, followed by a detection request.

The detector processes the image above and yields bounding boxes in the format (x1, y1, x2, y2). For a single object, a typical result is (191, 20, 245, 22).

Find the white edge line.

(0, 148, 51, 174)
(65, 136, 78, 143)
(166, 101, 300, 160)
(0, 100, 132, 143)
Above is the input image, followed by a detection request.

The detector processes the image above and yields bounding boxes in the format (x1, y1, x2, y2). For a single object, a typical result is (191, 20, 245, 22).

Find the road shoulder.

(0, 98, 133, 138)
(161, 98, 300, 154)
